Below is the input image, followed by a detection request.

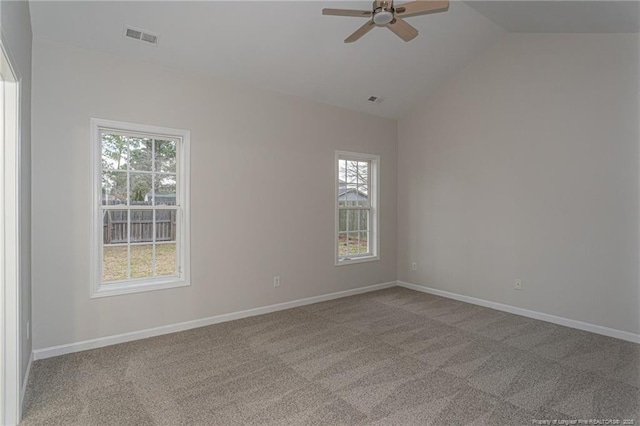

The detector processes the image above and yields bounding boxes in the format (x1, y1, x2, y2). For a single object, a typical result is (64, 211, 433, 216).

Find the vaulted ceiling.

(467, 1, 639, 33)
(29, 1, 638, 119)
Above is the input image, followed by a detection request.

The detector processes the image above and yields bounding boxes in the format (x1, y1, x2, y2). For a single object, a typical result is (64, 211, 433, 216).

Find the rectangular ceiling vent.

(124, 26, 159, 45)
(368, 96, 384, 104)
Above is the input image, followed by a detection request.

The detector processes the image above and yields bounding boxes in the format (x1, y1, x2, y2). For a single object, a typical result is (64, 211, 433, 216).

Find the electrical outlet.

(412, 262, 418, 271)
(514, 279, 522, 290)
(27, 321, 30, 340)
(273, 276, 280, 288)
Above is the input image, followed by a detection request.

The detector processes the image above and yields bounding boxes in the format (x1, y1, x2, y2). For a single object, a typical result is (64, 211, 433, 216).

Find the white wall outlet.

(412, 262, 418, 271)
(514, 279, 522, 290)
(273, 276, 280, 288)
(27, 321, 30, 340)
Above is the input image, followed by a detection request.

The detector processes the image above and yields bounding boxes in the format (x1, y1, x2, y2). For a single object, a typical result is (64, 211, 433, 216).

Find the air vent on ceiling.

(124, 26, 159, 45)
(368, 96, 384, 104)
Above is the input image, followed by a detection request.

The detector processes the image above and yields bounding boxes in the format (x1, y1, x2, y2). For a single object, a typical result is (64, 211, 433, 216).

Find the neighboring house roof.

(338, 188, 368, 200)
(101, 194, 125, 205)
(144, 193, 176, 200)
(338, 179, 368, 199)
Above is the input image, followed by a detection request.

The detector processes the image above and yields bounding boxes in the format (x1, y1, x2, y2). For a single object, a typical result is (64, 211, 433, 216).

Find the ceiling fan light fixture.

(373, 10, 394, 25)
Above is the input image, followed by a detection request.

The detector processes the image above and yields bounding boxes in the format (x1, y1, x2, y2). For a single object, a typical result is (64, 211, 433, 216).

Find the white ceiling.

(29, 1, 506, 119)
(466, 1, 640, 33)
(29, 1, 638, 119)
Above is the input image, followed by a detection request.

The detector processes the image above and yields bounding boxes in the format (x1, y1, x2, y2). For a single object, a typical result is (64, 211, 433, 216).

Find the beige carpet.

(21, 287, 639, 425)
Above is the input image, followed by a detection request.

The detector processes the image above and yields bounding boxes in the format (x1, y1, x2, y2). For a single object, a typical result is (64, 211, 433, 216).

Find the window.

(335, 151, 379, 265)
(91, 119, 190, 297)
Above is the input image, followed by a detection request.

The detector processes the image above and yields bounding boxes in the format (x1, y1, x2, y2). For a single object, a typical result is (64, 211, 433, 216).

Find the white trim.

(33, 281, 397, 360)
(334, 150, 380, 266)
(336, 255, 379, 266)
(18, 351, 31, 420)
(32, 280, 639, 363)
(0, 34, 22, 426)
(92, 278, 190, 298)
(89, 118, 191, 298)
(398, 281, 640, 344)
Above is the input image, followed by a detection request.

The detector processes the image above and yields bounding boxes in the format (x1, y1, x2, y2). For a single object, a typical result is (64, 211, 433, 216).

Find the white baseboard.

(33, 281, 397, 360)
(398, 281, 640, 344)
(32, 279, 639, 361)
(19, 350, 33, 420)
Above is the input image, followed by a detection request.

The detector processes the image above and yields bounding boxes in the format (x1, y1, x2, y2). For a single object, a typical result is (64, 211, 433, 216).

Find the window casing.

(335, 151, 379, 265)
(90, 119, 190, 297)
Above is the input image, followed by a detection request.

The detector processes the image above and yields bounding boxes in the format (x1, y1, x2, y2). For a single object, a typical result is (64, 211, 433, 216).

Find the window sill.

(335, 255, 379, 267)
(91, 277, 189, 298)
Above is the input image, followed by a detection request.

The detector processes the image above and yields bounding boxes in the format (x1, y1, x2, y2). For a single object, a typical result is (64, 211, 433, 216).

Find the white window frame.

(90, 118, 190, 298)
(335, 150, 379, 266)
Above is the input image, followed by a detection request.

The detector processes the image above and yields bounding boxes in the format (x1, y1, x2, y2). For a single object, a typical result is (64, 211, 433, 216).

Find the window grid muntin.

(151, 139, 157, 277)
(99, 128, 181, 283)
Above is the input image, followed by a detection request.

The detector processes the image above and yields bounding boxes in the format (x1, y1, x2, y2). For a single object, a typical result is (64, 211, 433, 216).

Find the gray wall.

(30, 31, 639, 351)
(398, 33, 640, 334)
(0, 0, 32, 392)
(31, 39, 398, 350)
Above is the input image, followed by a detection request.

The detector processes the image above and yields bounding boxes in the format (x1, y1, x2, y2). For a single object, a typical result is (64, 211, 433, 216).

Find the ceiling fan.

(323, 0, 449, 43)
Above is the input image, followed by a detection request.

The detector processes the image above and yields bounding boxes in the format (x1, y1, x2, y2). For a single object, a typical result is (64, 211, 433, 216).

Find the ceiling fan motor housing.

(373, 0, 393, 9)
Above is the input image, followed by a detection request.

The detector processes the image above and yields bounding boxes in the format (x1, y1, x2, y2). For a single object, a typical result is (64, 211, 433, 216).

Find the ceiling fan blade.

(322, 8, 373, 17)
(345, 20, 376, 43)
(394, 1, 449, 18)
(387, 17, 418, 42)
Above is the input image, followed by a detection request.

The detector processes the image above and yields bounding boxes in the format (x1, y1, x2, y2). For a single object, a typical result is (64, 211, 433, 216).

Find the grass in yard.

(103, 244, 176, 282)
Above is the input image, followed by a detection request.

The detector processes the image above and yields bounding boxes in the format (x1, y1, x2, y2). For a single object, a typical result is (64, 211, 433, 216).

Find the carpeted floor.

(21, 287, 639, 425)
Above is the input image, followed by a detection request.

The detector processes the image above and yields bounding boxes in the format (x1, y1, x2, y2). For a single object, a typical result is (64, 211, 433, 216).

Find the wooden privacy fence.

(339, 209, 369, 233)
(103, 210, 176, 244)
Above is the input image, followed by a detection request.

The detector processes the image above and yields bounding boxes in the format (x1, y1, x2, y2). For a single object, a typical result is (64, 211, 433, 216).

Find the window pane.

(338, 210, 347, 232)
(359, 231, 369, 254)
(358, 161, 369, 181)
(130, 173, 153, 206)
(338, 233, 348, 257)
(357, 161, 369, 207)
(103, 209, 128, 282)
(346, 232, 359, 255)
(360, 210, 369, 232)
(154, 174, 177, 206)
(155, 139, 177, 173)
(130, 209, 153, 279)
(347, 210, 359, 232)
(101, 133, 128, 172)
(130, 244, 153, 279)
(338, 159, 347, 187)
(156, 243, 177, 276)
(155, 209, 176, 242)
(130, 210, 154, 243)
(103, 209, 128, 244)
(129, 137, 153, 172)
(340, 187, 363, 207)
(103, 245, 128, 282)
(102, 171, 127, 205)
(338, 192, 347, 208)
(345, 160, 358, 184)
